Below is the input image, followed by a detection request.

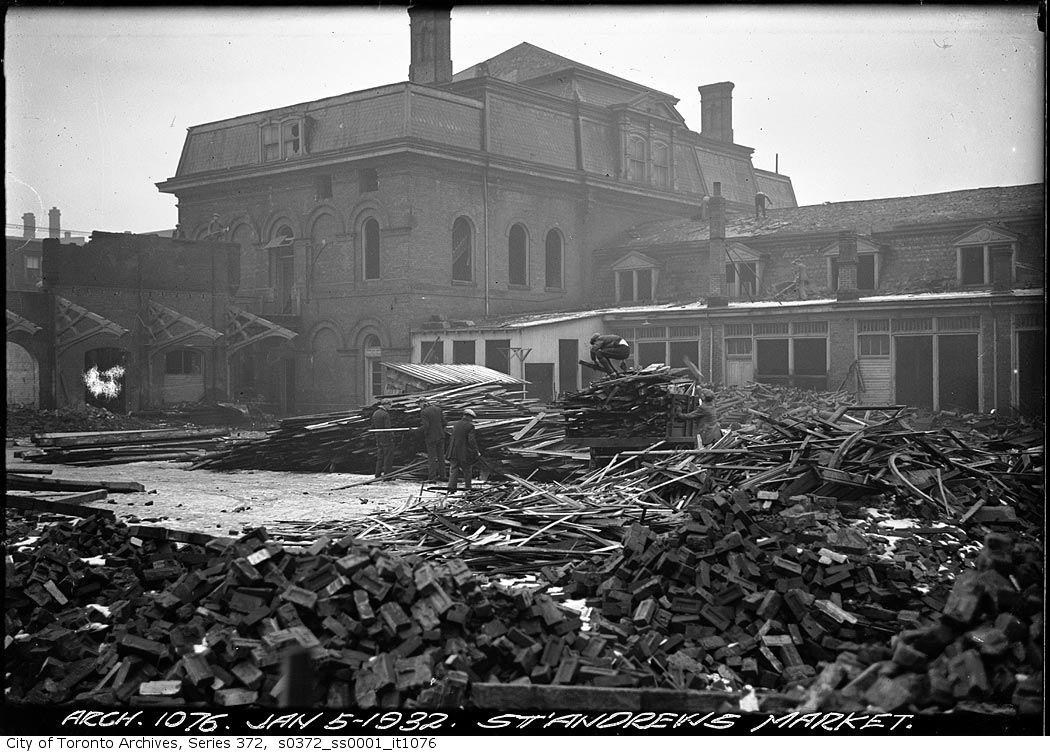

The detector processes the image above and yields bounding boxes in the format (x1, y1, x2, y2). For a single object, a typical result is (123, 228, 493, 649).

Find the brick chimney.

(697, 82, 734, 143)
(836, 230, 860, 301)
(408, 4, 452, 85)
(48, 207, 61, 238)
(707, 182, 728, 307)
(22, 212, 36, 239)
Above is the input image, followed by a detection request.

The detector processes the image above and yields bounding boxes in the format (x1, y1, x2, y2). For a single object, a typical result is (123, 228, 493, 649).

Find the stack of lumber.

(4, 512, 735, 708)
(563, 366, 696, 439)
(194, 383, 584, 478)
(6, 468, 144, 519)
(18, 427, 229, 467)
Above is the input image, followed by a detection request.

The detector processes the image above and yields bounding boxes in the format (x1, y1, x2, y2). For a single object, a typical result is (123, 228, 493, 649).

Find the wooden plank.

(5, 492, 114, 519)
(6, 475, 145, 493)
(31, 427, 228, 448)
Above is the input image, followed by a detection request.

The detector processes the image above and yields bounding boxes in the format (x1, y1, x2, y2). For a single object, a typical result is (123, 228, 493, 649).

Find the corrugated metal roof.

(382, 363, 525, 385)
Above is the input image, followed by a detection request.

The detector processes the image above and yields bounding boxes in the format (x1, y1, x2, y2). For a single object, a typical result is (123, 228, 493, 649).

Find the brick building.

(155, 7, 795, 413)
(411, 182, 1044, 417)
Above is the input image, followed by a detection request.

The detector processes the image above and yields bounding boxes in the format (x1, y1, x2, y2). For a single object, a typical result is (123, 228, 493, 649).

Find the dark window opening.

(617, 270, 633, 301)
(756, 339, 789, 377)
(857, 255, 876, 290)
(24, 254, 41, 284)
(359, 168, 379, 194)
(637, 341, 666, 367)
(165, 349, 203, 375)
(545, 230, 563, 289)
(636, 268, 653, 301)
(508, 224, 528, 286)
(452, 217, 473, 282)
(421, 340, 445, 364)
(792, 338, 827, 376)
(726, 261, 757, 297)
(452, 340, 476, 365)
(960, 246, 985, 285)
(283, 122, 301, 156)
(485, 339, 511, 374)
(315, 175, 333, 200)
(363, 218, 381, 280)
(669, 340, 699, 369)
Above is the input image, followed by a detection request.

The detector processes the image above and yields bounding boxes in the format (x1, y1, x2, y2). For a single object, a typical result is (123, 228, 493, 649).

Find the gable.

(613, 251, 660, 270)
(724, 242, 763, 263)
(952, 224, 1019, 247)
(822, 237, 883, 257)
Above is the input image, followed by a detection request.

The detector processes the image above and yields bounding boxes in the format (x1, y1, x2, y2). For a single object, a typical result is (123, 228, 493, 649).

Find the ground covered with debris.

(3, 372, 1044, 715)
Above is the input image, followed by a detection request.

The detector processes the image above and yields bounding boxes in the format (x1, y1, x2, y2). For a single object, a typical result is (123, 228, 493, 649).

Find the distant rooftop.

(608, 183, 1045, 248)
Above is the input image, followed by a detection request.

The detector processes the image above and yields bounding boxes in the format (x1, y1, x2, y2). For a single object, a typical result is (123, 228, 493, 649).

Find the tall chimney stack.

(22, 212, 36, 240)
(707, 182, 728, 307)
(836, 230, 860, 301)
(698, 82, 734, 143)
(408, 5, 452, 85)
(48, 207, 61, 239)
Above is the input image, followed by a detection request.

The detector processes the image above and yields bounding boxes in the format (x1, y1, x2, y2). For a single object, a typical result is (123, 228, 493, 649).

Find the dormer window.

(952, 226, 1017, 287)
(612, 251, 659, 303)
(260, 117, 307, 163)
(626, 136, 646, 183)
(823, 236, 882, 292)
(652, 142, 670, 188)
(723, 243, 764, 299)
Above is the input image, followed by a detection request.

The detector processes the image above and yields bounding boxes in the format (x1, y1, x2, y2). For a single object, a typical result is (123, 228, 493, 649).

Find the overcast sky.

(4, 5, 1044, 236)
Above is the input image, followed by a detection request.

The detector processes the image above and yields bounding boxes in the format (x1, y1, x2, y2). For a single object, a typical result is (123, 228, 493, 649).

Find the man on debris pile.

(447, 408, 482, 494)
(589, 333, 631, 376)
(678, 388, 723, 447)
(371, 399, 395, 479)
(418, 397, 447, 482)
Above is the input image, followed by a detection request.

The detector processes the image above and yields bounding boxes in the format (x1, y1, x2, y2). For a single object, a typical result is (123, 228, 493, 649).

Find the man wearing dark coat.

(371, 399, 395, 478)
(589, 333, 631, 375)
(447, 408, 481, 494)
(419, 398, 447, 482)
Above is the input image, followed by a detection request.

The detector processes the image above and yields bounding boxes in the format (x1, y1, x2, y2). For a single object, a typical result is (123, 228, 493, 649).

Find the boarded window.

(421, 340, 444, 364)
(626, 137, 646, 182)
(858, 334, 890, 356)
(545, 230, 563, 289)
(165, 349, 202, 375)
(359, 168, 379, 193)
(452, 340, 475, 365)
(652, 142, 670, 187)
(485, 339, 511, 374)
(959, 246, 985, 285)
(363, 218, 381, 280)
(452, 217, 473, 282)
(508, 224, 528, 286)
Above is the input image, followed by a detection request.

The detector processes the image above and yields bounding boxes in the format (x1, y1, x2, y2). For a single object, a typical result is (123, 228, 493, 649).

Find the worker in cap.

(447, 408, 482, 494)
(418, 397, 447, 482)
(589, 333, 631, 376)
(371, 399, 395, 479)
(678, 388, 723, 447)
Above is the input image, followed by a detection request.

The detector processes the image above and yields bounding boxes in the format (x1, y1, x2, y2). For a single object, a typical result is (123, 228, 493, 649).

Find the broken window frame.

(829, 253, 879, 291)
(260, 117, 307, 163)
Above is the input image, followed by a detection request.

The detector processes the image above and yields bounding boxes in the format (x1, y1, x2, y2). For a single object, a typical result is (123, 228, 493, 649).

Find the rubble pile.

(6, 405, 157, 438)
(563, 366, 695, 439)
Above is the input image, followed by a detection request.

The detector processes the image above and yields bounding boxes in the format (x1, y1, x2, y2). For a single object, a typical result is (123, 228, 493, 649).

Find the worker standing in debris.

(755, 191, 773, 218)
(419, 397, 447, 482)
(679, 388, 723, 446)
(371, 399, 395, 479)
(447, 408, 482, 494)
(589, 333, 631, 376)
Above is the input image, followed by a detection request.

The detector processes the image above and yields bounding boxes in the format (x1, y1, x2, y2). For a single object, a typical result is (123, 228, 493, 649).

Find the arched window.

(652, 142, 670, 188)
(508, 223, 528, 286)
(270, 225, 295, 313)
(363, 333, 383, 402)
(545, 229, 564, 289)
(362, 218, 381, 280)
(626, 136, 646, 183)
(452, 217, 473, 283)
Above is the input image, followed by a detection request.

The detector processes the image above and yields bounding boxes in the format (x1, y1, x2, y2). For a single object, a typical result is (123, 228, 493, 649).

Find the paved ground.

(6, 444, 447, 539)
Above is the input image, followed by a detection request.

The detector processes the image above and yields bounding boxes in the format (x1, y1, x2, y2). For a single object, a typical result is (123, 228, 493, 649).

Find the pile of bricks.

(559, 487, 1043, 712)
(4, 512, 668, 708)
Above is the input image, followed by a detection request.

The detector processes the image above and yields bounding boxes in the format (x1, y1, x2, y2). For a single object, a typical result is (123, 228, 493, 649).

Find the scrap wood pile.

(4, 511, 742, 709)
(563, 365, 695, 439)
(16, 427, 231, 467)
(193, 383, 585, 479)
(713, 382, 860, 426)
